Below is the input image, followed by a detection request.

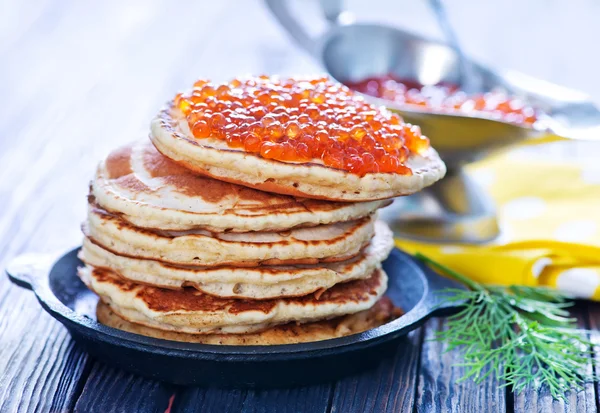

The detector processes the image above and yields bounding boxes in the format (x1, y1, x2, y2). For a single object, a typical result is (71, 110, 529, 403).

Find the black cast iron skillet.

(6, 248, 464, 388)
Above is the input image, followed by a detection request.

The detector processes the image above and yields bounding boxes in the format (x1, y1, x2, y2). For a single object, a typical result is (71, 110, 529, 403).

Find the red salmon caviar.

(345, 75, 539, 126)
(175, 76, 431, 176)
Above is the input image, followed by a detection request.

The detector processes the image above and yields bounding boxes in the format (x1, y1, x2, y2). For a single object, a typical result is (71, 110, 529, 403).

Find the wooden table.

(2, 1, 600, 412)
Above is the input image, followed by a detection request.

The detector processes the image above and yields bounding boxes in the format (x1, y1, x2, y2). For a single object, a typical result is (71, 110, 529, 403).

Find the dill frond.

(416, 253, 597, 400)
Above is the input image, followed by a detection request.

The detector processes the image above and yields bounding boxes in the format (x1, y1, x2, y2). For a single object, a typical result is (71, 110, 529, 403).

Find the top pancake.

(92, 140, 389, 231)
(150, 104, 446, 202)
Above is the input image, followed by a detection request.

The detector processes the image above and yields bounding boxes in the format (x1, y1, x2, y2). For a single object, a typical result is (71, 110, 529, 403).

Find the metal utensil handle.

(499, 70, 591, 107)
(496, 70, 600, 139)
(428, 0, 476, 91)
(264, 0, 344, 56)
(6, 253, 56, 290)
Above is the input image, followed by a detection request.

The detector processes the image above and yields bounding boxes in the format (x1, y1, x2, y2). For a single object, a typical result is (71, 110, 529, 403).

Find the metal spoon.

(427, 0, 481, 94)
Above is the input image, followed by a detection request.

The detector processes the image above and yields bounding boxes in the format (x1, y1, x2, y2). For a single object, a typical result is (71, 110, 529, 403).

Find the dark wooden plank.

(585, 302, 600, 412)
(50, 340, 92, 412)
(0, 306, 90, 413)
(415, 318, 506, 413)
(0, 167, 94, 413)
(73, 364, 177, 413)
(329, 330, 422, 413)
(241, 385, 332, 413)
(513, 305, 597, 413)
(173, 383, 332, 413)
(172, 388, 247, 413)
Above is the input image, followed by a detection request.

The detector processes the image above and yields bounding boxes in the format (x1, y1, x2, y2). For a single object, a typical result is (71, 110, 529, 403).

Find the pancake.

(79, 220, 393, 299)
(150, 104, 446, 202)
(78, 266, 388, 335)
(83, 204, 376, 267)
(92, 140, 389, 231)
(96, 298, 401, 345)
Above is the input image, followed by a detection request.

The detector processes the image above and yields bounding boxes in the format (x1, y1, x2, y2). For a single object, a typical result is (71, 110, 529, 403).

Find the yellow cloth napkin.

(395, 140, 600, 299)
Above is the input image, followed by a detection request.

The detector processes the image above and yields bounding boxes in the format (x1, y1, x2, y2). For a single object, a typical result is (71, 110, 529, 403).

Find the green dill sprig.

(415, 252, 597, 400)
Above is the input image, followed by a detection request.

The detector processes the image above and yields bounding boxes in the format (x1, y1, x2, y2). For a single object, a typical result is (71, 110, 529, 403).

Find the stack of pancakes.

(79, 77, 445, 345)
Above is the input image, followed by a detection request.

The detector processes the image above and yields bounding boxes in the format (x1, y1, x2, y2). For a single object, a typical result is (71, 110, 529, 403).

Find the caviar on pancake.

(174, 76, 431, 177)
(344, 74, 539, 126)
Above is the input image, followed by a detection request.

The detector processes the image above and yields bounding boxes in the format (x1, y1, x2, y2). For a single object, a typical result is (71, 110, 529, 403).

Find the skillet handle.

(5, 253, 56, 291)
(415, 258, 468, 317)
(264, 0, 348, 56)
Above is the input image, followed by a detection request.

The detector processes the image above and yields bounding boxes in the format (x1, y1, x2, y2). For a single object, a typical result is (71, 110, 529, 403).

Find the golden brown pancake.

(78, 220, 394, 299)
(78, 266, 388, 335)
(92, 141, 389, 232)
(97, 298, 401, 345)
(83, 204, 376, 267)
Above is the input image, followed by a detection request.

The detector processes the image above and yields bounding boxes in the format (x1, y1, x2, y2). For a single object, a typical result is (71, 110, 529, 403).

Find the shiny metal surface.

(379, 169, 500, 244)
(316, 22, 534, 165)
(264, 0, 599, 243)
